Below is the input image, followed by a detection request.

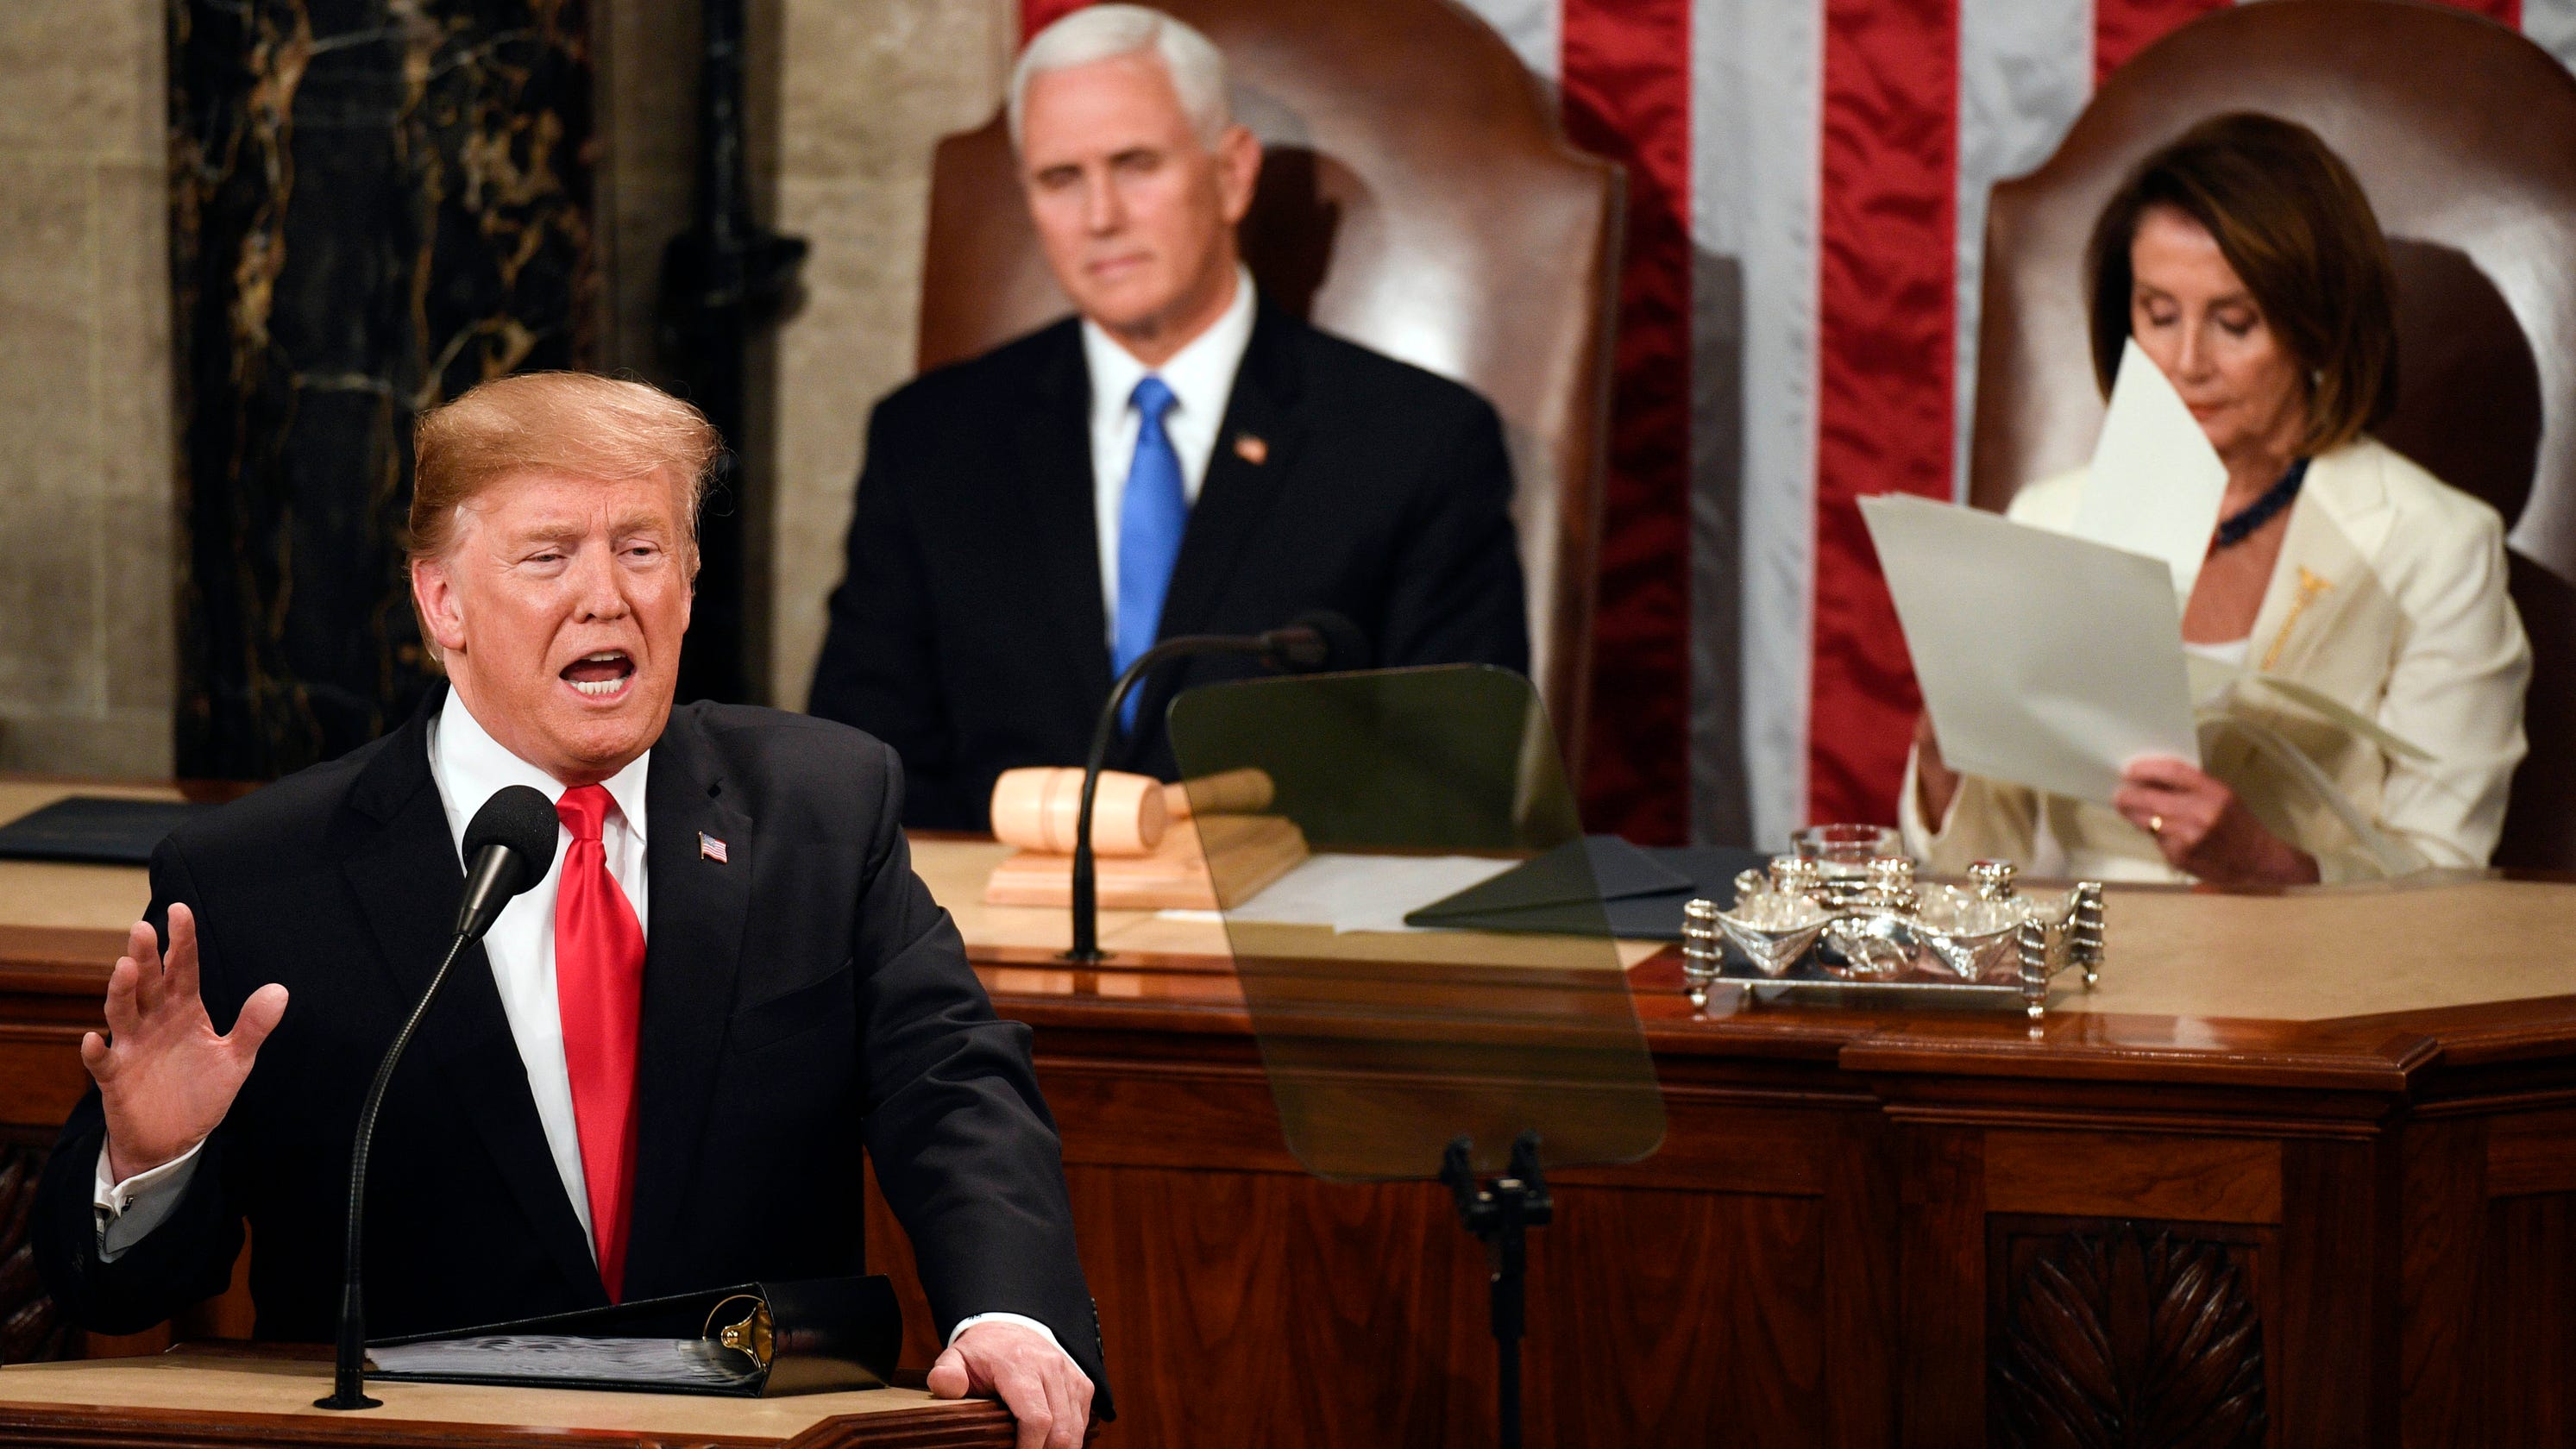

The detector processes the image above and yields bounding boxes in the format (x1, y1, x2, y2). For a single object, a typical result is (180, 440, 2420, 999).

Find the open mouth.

(562, 650, 637, 700)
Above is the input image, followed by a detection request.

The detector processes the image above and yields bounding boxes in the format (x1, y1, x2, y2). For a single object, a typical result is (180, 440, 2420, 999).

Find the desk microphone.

(1066, 612, 1369, 962)
(319, 784, 561, 1410)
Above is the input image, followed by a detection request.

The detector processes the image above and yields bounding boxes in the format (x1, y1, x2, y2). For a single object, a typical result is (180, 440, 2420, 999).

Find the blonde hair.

(408, 372, 721, 566)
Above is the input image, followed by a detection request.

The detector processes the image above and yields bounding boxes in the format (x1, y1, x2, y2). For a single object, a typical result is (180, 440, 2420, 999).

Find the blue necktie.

(1114, 376, 1185, 731)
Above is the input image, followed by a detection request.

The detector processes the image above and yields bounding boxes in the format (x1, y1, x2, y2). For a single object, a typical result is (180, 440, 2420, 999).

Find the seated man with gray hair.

(810, 3, 1529, 829)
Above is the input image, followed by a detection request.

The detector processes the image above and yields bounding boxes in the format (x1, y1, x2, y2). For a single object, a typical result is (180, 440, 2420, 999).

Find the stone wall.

(752, 0, 1016, 707)
(584, 0, 1016, 708)
(0, 1, 173, 775)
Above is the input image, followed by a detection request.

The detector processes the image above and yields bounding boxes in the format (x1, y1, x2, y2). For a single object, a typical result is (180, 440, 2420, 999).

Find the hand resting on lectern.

(79, 903, 288, 1182)
(930, 1320, 1094, 1449)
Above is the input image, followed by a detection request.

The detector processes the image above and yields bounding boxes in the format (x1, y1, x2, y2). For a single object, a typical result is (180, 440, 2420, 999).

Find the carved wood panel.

(1989, 1219, 2266, 1449)
(0, 1141, 68, 1364)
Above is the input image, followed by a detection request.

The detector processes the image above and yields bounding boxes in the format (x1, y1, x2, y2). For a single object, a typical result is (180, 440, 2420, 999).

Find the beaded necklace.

(2211, 456, 2309, 550)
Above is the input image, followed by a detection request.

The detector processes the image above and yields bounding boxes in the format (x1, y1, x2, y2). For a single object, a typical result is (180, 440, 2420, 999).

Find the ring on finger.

(2148, 813, 2165, 837)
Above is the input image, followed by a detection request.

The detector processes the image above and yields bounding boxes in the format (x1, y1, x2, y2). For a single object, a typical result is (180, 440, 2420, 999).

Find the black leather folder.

(0, 796, 214, 865)
(367, 1275, 903, 1397)
(1404, 836, 1769, 940)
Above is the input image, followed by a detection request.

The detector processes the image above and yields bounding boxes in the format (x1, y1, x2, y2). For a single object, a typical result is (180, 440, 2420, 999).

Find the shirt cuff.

(92, 1139, 206, 1264)
(949, 1312, 1074, 1366)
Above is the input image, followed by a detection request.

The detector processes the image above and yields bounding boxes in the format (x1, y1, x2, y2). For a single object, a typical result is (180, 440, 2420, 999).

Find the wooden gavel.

(989, 767, 1275, 856)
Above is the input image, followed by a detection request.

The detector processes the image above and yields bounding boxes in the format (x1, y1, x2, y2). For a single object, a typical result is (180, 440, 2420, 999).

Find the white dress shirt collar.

(1083, 265, 1258, 633)
(423, 687, 652, 1256)
(1081, 261, 1258, 453)
(429, 687, 650, 847)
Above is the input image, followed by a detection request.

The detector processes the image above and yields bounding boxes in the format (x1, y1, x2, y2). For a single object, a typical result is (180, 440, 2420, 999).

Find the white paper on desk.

(2073, 339, 2230, 604)
(1863, 492, 2199, 805)
(1223, 853, 1516, 934)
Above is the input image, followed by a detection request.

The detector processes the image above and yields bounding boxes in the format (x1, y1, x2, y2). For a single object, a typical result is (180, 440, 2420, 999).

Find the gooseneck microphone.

(319, 784, 561, 1411)
(1066, 612, 1370, 963)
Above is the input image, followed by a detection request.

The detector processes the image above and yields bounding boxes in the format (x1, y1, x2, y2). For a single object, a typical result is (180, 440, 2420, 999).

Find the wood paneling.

(1819, 1111, 1899, 1449)
(2399, 1116, 2487, 1446)
(2276, 1138, 2397, 1447)
(2476, 1191, 2576, 1444)
(1898, 1126, 1986, 1447)
(871, 1116, 1862, 1446)
(2485, 1105, 2576, 1197)
(0, 1026, 94, 1132)
(1985, 1130, 2283, 1223)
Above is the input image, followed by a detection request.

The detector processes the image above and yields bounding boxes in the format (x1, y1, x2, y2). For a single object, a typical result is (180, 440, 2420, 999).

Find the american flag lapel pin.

(698, 831, 729, 863)
(1233, 433, 1268, 465)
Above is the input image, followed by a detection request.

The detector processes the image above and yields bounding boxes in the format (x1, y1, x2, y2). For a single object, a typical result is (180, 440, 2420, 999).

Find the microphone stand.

(1065, 634, 1275, 963)
(314, 933, 477, 1410)
(1441, 1132, 1552, 1449)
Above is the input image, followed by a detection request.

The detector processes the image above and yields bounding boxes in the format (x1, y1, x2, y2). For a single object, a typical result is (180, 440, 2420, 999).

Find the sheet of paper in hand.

(1863, 492, 2199, 806)
(2072, 337, 2230, 605)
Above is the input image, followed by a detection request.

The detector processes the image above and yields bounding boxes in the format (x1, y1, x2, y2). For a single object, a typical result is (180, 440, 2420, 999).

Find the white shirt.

(2183, 637, 2252, 668)
(1083, 264, 1258, 638)
(94, 693, 1063, 1361)
(427, 691, 652, 1252)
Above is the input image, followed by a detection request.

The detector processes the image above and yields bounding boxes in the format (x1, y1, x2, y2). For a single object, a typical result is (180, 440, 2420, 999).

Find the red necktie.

(554, 784, 645, 1301)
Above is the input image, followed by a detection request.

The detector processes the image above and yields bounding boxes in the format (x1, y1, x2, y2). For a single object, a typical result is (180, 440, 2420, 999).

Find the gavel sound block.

(982, 767, 1309, 911)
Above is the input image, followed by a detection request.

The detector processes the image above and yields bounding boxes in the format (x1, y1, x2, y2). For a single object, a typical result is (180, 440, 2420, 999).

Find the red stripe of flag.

(1806, 0, 1959, 827)
(1022, 0, 1081, 39)
(1561, 0, 1695, 844)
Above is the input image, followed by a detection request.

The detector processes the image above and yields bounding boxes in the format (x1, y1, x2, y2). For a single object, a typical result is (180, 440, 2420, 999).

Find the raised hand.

(927, 1320, 1093, 1449)
(81, 904, 289, 1181)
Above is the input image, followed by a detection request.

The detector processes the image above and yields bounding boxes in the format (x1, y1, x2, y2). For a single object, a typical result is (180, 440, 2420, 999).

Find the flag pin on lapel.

(698, 831, 729, 863)
(1233, 433, 1267, 465)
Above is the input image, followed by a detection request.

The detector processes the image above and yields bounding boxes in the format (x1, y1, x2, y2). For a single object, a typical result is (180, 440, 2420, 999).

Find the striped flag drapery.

(1017, 0, 2576, 848)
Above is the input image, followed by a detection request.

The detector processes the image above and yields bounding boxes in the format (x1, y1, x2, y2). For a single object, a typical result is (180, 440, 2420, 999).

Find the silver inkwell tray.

(1679, 826, 2102, 1019)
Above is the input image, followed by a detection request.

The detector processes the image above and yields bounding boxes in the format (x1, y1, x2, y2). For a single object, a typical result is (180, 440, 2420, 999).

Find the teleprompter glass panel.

(1167, 665, 1666, 1182)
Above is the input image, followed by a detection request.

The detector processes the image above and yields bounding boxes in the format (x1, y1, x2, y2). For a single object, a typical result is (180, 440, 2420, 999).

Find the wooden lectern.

(0, 1347, 1015, 1448)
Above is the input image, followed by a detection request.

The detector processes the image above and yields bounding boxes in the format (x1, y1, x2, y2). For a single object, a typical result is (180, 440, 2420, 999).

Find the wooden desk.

(7, 787, 2576, 1446)
(0, 1348, 1011, 1447)
(899, 843, 2576, 1449)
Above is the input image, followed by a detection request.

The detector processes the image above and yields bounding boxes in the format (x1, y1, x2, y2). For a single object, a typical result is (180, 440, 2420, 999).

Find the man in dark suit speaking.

(35, 373, 1102, 1448)
(807, 3, 1529, 829)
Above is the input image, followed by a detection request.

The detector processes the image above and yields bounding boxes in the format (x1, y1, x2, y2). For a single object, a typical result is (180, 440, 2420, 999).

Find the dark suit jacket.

(807, 303, 1530, 830)
(34, 687, 1110, 1412)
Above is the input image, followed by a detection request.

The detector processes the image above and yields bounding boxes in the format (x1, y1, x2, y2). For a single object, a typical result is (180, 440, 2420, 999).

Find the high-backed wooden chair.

(914, 0, 1622, 776)
(1969, 0, 2576, 869)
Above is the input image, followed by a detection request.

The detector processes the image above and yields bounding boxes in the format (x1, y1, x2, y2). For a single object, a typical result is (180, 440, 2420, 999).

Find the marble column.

(171, 0, 594, 778)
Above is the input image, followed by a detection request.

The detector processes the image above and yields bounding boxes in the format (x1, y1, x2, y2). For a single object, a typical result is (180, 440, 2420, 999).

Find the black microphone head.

(1276, 610, 1372, 673)
(462, 784, 563, 900)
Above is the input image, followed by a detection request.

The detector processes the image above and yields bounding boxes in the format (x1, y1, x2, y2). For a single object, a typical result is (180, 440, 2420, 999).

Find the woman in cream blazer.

(1903, 114, 2529, 885)
(1902, 436, 2529, 882)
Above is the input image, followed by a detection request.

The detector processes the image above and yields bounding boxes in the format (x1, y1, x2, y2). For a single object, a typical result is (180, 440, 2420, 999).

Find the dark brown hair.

(2085, 112, 2397, 455)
